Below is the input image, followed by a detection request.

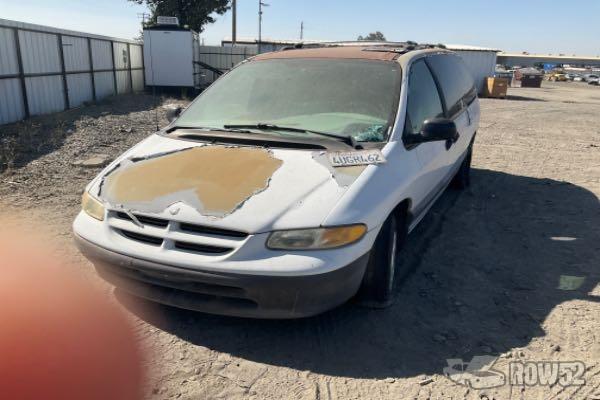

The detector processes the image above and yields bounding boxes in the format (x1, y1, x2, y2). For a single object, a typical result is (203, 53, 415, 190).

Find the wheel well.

(392, 199, 412, 226)
(470, 131, 477, 146)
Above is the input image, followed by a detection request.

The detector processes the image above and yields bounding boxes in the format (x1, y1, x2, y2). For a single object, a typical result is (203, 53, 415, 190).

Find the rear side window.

(426, 54, 476, 117)
(404, 60, 444, 135)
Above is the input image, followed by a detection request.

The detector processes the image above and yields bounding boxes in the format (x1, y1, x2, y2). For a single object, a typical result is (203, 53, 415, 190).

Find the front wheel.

(357, 211, 406, 307)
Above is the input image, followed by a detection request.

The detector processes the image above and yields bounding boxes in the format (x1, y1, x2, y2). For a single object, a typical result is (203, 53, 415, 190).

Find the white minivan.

(74, 43, 480, 318)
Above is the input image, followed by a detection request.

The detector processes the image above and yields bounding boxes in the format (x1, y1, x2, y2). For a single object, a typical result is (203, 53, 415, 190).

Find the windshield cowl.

(160, 128, 377, 151)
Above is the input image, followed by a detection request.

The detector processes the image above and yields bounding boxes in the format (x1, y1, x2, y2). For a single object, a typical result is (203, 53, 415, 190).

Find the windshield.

(175, 59, 401, 142)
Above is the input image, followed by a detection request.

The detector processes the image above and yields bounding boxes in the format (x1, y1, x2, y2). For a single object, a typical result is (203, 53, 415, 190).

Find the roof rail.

(280, 41, 447, 54)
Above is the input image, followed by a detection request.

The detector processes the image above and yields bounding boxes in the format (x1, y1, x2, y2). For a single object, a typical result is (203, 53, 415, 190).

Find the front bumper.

(75, 234, 370, 319)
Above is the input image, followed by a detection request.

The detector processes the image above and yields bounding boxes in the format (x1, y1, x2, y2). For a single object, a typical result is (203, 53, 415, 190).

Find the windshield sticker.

(328, 149, 386, 167)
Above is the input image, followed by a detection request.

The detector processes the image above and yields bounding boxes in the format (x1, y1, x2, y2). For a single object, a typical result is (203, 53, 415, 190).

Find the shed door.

(144, 31, 194, 87)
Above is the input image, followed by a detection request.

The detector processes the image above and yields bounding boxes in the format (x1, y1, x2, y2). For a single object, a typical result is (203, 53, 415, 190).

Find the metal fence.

(195, 45, 258, 88)
(0, 18, 144, 125)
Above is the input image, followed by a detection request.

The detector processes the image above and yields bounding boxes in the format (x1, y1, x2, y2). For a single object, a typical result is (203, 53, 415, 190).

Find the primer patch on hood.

(100, 145, 283, 217)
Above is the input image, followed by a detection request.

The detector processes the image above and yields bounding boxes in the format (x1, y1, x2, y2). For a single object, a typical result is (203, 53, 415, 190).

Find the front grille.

(109, 211, 247, 257)
(119, 229, 163, 246)
(115, 212, 168, 228)
(115, 212, 247, 238)
(180, 222, 247, 238)
(174, 240, 232, 254)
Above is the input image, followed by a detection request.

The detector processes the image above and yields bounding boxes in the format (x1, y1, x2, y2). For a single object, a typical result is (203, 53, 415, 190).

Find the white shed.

(445, 44, 500, 94)
(143, 26, 200, 88)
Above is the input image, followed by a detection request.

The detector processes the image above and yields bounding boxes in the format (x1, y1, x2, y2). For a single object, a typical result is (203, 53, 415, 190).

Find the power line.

(137, 12, 150, 25)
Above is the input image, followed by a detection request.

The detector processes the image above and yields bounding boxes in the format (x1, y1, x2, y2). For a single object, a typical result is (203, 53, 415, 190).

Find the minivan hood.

(92, 134, 368, 233)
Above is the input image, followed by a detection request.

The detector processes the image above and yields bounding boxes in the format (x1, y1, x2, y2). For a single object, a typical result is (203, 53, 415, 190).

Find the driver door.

(403, 59, 448, 216)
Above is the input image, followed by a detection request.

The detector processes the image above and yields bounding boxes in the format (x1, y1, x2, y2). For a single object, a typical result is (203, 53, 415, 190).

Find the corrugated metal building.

(445, 45, 500, 93)
(221, 37, 327, 53)
(0, 18, 144, 125)
(195, 45, 258, 87)
(497, 53, 600, 69)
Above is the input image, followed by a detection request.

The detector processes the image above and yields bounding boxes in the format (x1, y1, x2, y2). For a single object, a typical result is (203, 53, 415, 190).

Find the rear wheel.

(451, 145, 472, 190)
(357, 211, 407, 307)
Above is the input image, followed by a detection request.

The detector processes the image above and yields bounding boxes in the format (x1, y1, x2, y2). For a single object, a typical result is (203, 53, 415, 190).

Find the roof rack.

(281, 41, 447, 55)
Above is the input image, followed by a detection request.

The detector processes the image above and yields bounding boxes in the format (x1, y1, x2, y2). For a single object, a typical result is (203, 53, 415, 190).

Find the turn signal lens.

(82, 191, 105, 221)
(267, 224, 367, 250)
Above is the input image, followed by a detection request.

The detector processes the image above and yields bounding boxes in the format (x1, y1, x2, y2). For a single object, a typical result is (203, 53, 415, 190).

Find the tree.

(357, 31, 386, 42)
(130, 0, 230, 32)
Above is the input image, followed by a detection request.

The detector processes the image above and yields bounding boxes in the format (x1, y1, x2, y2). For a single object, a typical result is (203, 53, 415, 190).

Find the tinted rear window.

(426, 55, 476, 116)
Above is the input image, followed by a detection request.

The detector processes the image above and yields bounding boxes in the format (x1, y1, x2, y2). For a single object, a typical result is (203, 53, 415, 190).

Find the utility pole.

(137, 12, 150, 26)
(258, 1, 269, 53)
(300, 21, 304, 40)
(232, 0, 237, 46)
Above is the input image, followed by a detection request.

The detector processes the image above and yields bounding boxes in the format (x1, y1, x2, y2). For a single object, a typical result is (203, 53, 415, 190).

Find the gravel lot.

(1, 82, 599, 399)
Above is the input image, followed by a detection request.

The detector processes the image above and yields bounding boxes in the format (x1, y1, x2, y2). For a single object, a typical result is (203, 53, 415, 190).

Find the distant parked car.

(564, 73, 577, 81)
(547, 72, 568, 82)
(588, 78, 600, 86)
(573, 75, 584, 82)
(582, 74, 599, 82)
(495, 70, 514, 81)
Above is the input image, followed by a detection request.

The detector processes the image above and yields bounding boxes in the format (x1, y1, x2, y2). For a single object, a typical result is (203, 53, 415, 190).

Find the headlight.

(267, 224, 367, 250)
(82, 191, 105, 221)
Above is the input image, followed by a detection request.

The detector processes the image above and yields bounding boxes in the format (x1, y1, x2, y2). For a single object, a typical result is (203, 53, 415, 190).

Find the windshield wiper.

(223, 123, 358, 148)
(165, 125, 255, 134)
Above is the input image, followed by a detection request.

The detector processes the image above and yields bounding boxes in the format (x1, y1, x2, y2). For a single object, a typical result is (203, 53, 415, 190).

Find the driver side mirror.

(404, 118, 459, 145)
(421, 118, 458, 142)
(166, 106, 183, 123)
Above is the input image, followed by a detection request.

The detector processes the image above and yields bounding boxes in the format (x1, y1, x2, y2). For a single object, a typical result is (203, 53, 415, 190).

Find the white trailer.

(143, 25, 200, 88)
(143, 18, 257, 90)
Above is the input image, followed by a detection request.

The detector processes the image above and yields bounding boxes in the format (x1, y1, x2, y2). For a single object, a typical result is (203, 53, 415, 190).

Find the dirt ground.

(1, 82, 599, 399)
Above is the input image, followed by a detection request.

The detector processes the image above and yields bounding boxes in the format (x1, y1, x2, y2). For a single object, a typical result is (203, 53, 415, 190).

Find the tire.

(357, 211, 406, 307)
(451, 145, 472, 190)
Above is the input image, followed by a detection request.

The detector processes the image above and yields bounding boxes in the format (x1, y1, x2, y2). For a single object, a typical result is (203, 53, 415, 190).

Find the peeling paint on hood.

(87, 134, 375, 230)
(100, 145, 283, 217)
(312, 151, 368, 187)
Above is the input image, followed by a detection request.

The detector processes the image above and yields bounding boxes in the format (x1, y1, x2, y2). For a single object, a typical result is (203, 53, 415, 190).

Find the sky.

(1, 0, 599, 55)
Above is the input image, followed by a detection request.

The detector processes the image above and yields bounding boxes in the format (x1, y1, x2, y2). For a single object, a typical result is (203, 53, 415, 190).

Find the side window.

(426, 54, 476, 117)
(404, 60, 444, 135)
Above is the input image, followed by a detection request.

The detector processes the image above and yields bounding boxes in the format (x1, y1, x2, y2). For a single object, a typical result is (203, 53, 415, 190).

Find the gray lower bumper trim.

(74, 234, 370, 319)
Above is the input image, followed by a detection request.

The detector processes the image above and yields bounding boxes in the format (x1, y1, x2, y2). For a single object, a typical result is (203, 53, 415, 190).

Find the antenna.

(154, 86, 159, 132)
(145, 27, 160, 131)
(138, 13, 159, 131)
